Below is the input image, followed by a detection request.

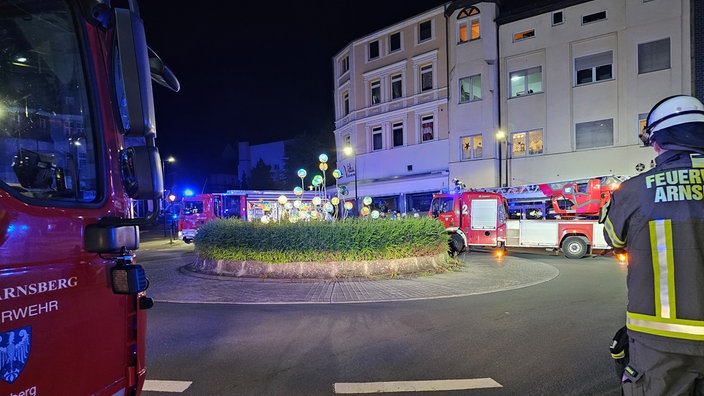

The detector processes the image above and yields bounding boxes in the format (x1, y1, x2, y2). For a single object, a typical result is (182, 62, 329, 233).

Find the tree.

(248, 159, 280, 190)
(283, 126, 336, 189)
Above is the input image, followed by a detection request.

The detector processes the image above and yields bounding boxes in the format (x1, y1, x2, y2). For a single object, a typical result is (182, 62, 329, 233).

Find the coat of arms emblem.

(0, 326, 31, 384)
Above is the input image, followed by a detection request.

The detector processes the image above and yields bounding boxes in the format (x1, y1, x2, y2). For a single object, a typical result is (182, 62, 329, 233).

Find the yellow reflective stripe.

(627, 312, 704, 341)
(603, 217, 625, 248)
(649, 219, 676, 319)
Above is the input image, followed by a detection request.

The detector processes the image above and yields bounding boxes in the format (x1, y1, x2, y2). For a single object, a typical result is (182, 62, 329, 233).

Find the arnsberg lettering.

(0, 277, 78, 301)
(645, 169, 704, 203)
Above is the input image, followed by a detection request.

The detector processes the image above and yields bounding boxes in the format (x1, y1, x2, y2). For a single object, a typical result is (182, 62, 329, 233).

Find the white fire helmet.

(640, 95, 704, 146)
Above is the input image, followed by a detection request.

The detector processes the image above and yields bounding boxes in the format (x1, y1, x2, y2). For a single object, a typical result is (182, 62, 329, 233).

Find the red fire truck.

(431, 178, 616, 258)
(177, 190, 320, 242)
(1, 1, 178, 394)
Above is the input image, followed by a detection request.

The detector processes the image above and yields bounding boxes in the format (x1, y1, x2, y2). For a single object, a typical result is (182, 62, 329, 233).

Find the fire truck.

(0, 1, 178, 394)
(431, 177, 620, 258)
(177, 190, 321, 242)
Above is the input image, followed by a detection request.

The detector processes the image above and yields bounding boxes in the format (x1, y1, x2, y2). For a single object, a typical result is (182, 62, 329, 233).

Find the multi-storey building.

(334, 0, 700, 213)
(332, 5, 450, 215)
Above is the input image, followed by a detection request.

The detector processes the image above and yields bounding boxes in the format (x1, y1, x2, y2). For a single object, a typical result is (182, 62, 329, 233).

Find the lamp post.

(495, 131, 505, 187)
(162, 155, 175, 236)
(343, 146, 358, 216)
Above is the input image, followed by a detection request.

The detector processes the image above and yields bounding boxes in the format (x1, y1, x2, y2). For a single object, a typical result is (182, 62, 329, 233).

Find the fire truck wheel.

(449, 234, 465, 254)
(562, 236, 588, 259)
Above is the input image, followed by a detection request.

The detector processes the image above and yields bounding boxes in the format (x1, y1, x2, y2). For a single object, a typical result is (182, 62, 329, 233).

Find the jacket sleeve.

(600, 191, 628, 249)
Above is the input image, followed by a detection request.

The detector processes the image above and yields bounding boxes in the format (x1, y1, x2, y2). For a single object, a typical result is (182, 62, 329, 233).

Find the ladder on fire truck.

(458, 175, 624, 219)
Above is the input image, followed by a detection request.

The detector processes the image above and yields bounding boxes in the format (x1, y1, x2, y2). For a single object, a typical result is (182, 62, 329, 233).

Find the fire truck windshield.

(0, 0, 98, 203)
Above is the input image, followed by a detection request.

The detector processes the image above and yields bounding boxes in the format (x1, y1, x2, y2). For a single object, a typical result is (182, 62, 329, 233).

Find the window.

(638, 38, 670, 74)
(421, 64, 433, 92)
(511, 130, 543, 157)
(513, 29, 535, 42)
(552, 11, 564, 26)
(576, 119, 613, 149)
(340, 55, 349, 74)
(575, 51, 613, 85)
(369, 40, 380, 61)
(390, 32, 401, 53)
(372, 126, 383, 150)
(510, 67, 542, 97)
(419, 20, 432, 42)
(421, 115, 434, 141)
(582, 10, 606, 25)
(343, 134, 351, 147)
(461, 135, 483, 160)
(638, 113, 648, 143)
(458, 7, 480, 43)
(460, 75, 481, 103)
(370, 80, 381, 104)
(342, 91, 349, 115)
(0, 0, 99, 203)
(392, 122, 404, 147)
(391, 73, 403, 99)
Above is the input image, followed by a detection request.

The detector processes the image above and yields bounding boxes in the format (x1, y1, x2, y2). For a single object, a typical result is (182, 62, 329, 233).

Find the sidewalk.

(138, 227, 560, 305)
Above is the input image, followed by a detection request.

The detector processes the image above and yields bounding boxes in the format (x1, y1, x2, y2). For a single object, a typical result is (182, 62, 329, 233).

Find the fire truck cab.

(0, 0, 178, 394)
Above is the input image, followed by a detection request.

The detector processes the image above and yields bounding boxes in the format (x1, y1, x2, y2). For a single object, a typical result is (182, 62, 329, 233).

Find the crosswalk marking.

(334, 378, 502, 394)
(143, 380, 193, 393)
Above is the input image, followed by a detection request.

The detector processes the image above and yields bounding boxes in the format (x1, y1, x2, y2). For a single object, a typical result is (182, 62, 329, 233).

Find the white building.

(334, 0, 700, 213)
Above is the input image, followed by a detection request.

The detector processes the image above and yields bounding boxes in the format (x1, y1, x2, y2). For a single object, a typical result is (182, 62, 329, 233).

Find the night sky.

(138, 0, 531, 187)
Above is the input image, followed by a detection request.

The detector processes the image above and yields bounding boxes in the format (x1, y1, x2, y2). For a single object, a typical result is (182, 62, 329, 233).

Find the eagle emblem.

(1, 326, 31, 384)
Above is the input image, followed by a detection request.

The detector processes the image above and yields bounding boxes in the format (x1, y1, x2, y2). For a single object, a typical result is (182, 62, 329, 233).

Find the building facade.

(334, 0, 699, 214)
(332, 5, 450, 215)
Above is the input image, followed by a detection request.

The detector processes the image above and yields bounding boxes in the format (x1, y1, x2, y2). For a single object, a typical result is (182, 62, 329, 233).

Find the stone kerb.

(189, 253, 451, 279)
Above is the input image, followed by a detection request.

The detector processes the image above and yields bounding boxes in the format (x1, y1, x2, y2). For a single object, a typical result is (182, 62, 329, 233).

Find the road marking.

(334, 378, 502, 394)
(143, 380, 193, 393)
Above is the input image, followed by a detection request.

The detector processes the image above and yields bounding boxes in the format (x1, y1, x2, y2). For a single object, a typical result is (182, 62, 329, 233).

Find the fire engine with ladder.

(430, 176, 622, 258)
(1, 1, 178, 394)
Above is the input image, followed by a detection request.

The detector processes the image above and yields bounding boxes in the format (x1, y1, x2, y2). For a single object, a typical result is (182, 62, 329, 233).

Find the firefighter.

(600, 94, 704, 395)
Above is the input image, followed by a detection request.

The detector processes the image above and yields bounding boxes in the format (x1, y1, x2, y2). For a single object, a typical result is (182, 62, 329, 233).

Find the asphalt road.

(137, 232, 627, 395)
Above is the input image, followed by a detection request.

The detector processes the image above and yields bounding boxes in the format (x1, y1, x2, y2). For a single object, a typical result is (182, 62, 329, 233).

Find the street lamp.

(495, 131, 505, 187)
(162, 156, 175, 236)
(343, 146, 358, 216)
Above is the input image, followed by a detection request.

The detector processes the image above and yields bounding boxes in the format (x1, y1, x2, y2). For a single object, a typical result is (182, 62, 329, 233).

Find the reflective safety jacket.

(601, 150, 704, 354)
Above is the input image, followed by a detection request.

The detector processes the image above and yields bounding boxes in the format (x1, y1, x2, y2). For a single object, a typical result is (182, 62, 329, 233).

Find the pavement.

(137, 226, 561, 305)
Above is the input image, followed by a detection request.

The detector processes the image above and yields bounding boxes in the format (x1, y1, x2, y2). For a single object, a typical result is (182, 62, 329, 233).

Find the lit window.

(513, 29, 535, 42)
(638, 113, 648, 144)
(421, 115, 434, 142)
(511, 130, 543, 157)
(457, 7, 480, 43)
(390, 32, 401, 53)
(459, 75, 481, 103)
(372, 126, 383, 150)
(393, 122, 404, 147)
(370, 80, 381, 105)
(461, 135, 483, 160)
(369, 40, 380, 61)
(509, 66, 542, 97)
(419, 20, 432, 42)
(421, 64, 433, 92)
(391, 73, 403, 99)
(575, 51, 613, 85)
(576, 119, 613, 149)
(638, 38, 670, 74)
(582, 10, 606, 25)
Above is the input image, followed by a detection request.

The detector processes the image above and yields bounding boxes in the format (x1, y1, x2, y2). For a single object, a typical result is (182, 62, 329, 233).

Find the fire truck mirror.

(84, 224, 139, 253)
(113, 7, 156, 138)
(148, 46, 180, 92)
(120, 145, 163, 200)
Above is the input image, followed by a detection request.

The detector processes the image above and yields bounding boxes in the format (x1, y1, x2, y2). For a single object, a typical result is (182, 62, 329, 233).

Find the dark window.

(369, 41, 379, 60)
(419, 20, 432, 42)
(390, 32, 401, 52)
(638, 38, 670, 74)
(393, 123, 404, 147)
(372, 127, 383, 150)
(582, 10, 606, 24)
(552, 11, 564, 25)
(391, 74, 402, 99)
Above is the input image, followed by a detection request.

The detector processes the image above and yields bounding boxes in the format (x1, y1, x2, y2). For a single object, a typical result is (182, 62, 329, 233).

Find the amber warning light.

(111, 252, 149, 294)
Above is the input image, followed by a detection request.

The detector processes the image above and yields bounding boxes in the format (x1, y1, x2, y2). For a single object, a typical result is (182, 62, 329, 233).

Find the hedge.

(193, 217, 450, 264)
